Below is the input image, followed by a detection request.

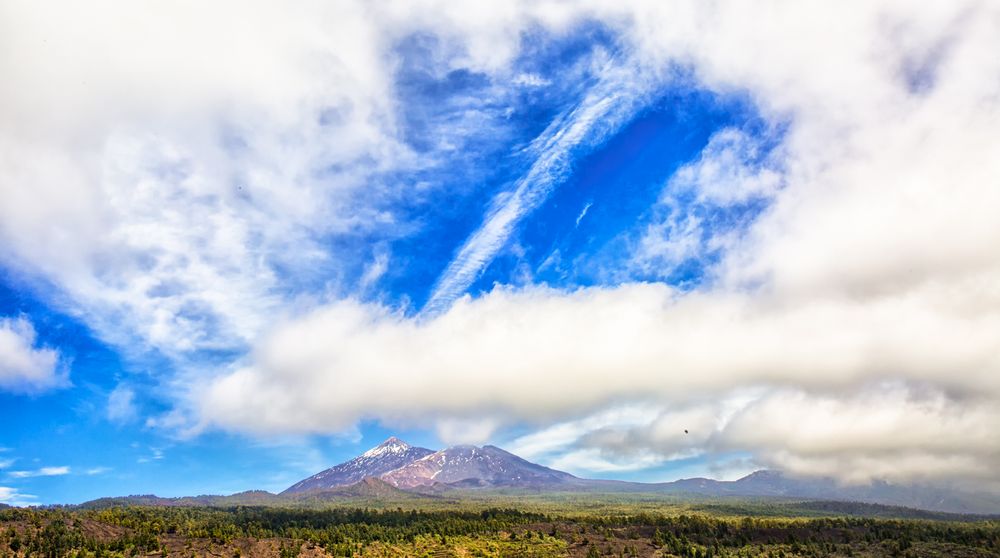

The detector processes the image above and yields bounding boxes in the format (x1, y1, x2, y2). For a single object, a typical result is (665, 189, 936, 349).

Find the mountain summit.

(380, 444, 578, 489)
(284, 439, 580, 494)
(359, 436, 415, 458)
(282, 437, 434, 494)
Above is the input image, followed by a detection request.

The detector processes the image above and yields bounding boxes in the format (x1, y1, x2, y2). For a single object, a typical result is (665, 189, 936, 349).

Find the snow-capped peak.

(361, 436, 411, 458)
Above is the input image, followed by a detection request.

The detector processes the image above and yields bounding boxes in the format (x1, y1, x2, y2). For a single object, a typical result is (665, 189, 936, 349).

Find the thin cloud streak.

(8, 466, 70, 478)
(422, 61, 651, 316)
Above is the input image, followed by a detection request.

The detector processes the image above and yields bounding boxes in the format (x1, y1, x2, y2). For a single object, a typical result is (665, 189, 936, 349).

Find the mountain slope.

(379, 444, 579, 489)
(282, 437, 433, 494)
(289, 477, 443, 504)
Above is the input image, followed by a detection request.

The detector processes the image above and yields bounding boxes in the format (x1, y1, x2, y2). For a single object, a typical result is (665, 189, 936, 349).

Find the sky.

(1, 0, 999, 506)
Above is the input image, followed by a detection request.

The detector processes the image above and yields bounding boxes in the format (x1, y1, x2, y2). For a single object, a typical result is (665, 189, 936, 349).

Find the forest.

(1, 502, 998, 557)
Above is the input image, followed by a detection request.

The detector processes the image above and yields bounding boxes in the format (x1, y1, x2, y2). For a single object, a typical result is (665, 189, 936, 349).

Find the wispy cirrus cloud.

(423, 58, 653, 315)
(629, 127, 783, 282)
(136, 448, 165, 464)
(106, 385, 137, 423)
(8, 466, 70, 478)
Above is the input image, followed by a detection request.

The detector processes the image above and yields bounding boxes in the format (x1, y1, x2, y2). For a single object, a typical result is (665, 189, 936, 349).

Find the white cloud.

(85, 467, 111, 476)
(435, 417, 503, 446)
(0, 459, 14, 469)
(106, 385, 137, 423)
(0, 0, 416, 358)
(0, 486, 35, 506)
(548, 448, 669, 474)
(137, 447, 166, 464)
(359, 250, 391, 292)
(512, 73, 551, 88)
(0, 317, 66, 393)
(574, 202, 593, 228)
(716, 386, 1000, 487)
(199, 281, 1000, 422)
(630, 200, 705, 278)
(666, 128, 782, 205)
(513, 384, 1000, 488)
(508, 405, 662, 461)
(8, 466, 70, 478)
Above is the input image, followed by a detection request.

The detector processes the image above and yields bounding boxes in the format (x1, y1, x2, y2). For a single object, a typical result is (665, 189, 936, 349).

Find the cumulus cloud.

(0, 317, 66, 393)
(717, 386, 1000, 488)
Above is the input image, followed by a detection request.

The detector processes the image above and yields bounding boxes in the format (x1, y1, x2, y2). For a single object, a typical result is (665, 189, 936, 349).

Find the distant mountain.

(380, 444, 579, 489)
(78, 490, 285, 509)
(282, 437, 433, 494)
(74, 437, 999, 516)
(282, 439, 999, 514)
(646, 470, 999, 515)
(79, 494, 226, 509)
(78, 479, 438, 510)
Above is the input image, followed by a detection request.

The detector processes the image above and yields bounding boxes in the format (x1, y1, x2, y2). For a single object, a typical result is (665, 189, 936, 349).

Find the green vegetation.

(1, 502, 997, 557)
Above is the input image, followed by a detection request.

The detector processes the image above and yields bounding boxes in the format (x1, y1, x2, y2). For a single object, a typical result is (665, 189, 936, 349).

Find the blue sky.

(2, 2, 1000, 505)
